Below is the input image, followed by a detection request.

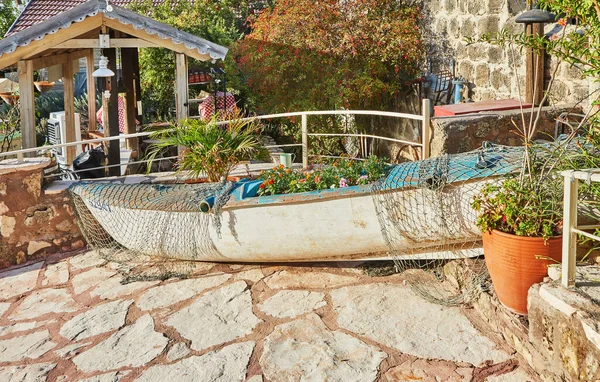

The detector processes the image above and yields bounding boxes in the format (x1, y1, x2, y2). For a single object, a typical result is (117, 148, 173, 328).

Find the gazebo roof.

(7, 0, 163, 35)
(0, 0, 228, 69)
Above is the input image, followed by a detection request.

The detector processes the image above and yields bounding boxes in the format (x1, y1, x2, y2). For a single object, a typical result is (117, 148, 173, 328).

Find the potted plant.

(146, 111, 263, 183)
(472, 163, 563, 314)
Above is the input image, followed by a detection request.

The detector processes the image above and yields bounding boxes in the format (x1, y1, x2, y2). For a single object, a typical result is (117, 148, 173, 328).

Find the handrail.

(560, 169, 600, 287)
(0, 101, 432, 174)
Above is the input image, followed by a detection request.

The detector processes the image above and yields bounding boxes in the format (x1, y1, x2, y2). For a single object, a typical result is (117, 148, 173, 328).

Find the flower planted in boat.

(257, 155, 388, 196)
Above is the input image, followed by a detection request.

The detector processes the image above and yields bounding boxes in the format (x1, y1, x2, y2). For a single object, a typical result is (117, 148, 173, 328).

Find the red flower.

(259, 183, 266, 189)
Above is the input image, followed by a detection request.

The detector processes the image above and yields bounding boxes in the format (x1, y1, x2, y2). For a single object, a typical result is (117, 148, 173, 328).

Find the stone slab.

(55, 342, 92, 358)
(330, 283, 509, 365)
(0, 330, 56, 363)
(0, 262, 43, 300)
(9, 288, 78, 321)
(69, 251, 106, 270)
(0, 321, 39, 337)
(257, 290, 326, 318)
(0, 362, 56, 382)
(41, 261, 69, 287)
(165, 281, 261, 351)
(72, 314, 168, 373)
(137, 342, 255, 382)
(72, 268, 117, 295)
(59, 299, 133, 341)
(0, 302, 11, 317)
(78, 370, 130, 382)
(90, 277, 159, 300)
(0, 157, 50, 175)
(136, 274, 232, 311)
(264, 270, 360, 289)
(166, 342, 190, 362)
(260, 313, 386, 382)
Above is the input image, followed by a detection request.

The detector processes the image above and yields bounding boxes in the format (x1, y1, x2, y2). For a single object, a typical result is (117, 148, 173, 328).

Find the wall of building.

(424, 0, 593, 107)
(0, 158, 83, 267)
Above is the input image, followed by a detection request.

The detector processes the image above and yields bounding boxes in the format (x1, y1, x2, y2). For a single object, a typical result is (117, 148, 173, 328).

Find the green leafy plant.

(146, 112, 263, 182)
(257, 156, 388, 196)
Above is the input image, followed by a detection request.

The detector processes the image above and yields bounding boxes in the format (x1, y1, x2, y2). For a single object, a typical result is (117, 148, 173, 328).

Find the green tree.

(232, 0, 426, 114)
(128, 0, 262, 119)
(0, 0, 16, 38)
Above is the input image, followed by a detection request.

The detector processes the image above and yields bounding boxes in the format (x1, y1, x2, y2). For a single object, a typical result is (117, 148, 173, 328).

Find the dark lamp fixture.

(515, 6, 557, 24)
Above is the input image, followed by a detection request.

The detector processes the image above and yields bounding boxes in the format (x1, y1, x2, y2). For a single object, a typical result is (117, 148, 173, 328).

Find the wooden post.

(105, 48, 120, 177)
(63, 56, 77, 164)
(562, 172, 578, 288)
(17, 60, 35, 158)
(175, 53, 188, 156)
(421, 98, 431, 159)
(301, 113, 308, 168)
(526, 23, 545, 105)
(132, 49, 143, 126)
(121, 48, 138, 154)
(85, 49, 97, 132)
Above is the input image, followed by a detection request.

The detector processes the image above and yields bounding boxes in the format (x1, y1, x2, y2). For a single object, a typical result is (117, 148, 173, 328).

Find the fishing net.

(371, 143, 525, 306)
(69, 181, 233, 282)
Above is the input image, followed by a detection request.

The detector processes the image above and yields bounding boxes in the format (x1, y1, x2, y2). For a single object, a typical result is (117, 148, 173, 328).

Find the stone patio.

(0, 251, 537, 381)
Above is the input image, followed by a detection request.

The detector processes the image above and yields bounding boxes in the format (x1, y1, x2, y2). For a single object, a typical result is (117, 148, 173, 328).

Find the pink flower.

(339, 178, 348, 188)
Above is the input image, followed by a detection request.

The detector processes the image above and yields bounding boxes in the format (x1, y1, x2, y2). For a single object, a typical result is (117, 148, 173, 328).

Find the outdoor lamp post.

(515, 2, 557, 105)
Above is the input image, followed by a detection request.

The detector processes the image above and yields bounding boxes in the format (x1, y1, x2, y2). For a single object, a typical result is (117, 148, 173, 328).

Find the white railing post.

(422, 99, 431, 159)
(302, 113, 308, 168)
(562, 171, 578, 287)
(16, 152, 24, 163)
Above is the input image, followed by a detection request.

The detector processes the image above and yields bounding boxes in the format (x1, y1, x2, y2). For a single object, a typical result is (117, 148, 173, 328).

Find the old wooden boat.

(69, 145, 522, 262)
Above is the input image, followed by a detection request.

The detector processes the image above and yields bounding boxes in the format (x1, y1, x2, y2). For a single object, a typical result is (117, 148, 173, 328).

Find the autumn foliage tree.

(232, 0, 426, 114)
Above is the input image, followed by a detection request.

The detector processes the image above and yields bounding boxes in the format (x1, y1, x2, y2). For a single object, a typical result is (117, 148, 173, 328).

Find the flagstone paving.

(0, 250, 539, 381)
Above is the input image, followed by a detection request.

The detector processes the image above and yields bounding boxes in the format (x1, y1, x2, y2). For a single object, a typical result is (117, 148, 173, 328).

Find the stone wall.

(430, 104, 576, 157)
(424, 0, 593, 107)
(0, 158, 83, 267)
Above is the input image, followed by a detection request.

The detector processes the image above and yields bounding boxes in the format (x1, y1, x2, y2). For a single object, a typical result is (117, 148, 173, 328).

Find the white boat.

(69, 145, 522, 262)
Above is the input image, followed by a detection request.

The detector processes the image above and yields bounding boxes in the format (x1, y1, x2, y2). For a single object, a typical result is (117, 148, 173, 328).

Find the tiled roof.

(0, 0, 228, 66)
(8, 0, 162, 35)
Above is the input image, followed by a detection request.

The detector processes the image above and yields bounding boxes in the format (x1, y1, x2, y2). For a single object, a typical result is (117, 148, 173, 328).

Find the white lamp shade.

(92, 56, 115, 77)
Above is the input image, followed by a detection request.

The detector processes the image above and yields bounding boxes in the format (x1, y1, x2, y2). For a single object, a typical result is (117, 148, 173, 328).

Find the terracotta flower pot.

(0, 92, 19, 105)
(34, 81, 55, 93)
(483, 230, 562, 315)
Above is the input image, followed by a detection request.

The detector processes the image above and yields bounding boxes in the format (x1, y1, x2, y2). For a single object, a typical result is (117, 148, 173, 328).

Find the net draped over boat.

(69, 181, 234, 282)
(371, 143, 524, 305)
(69, 143, 522, 292)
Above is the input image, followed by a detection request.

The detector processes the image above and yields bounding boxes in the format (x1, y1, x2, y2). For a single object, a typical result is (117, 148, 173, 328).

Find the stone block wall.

(424, 0, 593, 107)
(429, 105, 575, 157)
(0, 158, 83, 267)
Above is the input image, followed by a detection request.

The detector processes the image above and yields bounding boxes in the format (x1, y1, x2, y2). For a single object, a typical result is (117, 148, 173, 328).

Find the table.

(434, 99, 533, 117)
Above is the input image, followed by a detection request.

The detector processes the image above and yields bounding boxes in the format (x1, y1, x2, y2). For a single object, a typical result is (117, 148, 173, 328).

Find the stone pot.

(34, 81, 55, 93)
(0, 92, 19, 105)
(483, 229, 562, 315)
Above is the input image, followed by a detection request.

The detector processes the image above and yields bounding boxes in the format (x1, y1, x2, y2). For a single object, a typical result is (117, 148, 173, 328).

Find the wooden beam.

(103, 18, 212, 61)
(63, 56, 77, 164)
(526, 23, 545, 106)
(32, 49, 88, 71)
(54, 38, 160, 49)
(17, 60, 35, 158)
(85, 49, 97, 132)
(121, 48, 138, 153)
(105, 48, 121, 177)
(0, 14, 103, 69)
(175, 53, 188, 122)
(132, 49, 143, 125)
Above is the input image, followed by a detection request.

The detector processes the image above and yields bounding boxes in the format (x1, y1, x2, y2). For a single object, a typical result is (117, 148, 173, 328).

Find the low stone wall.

(430, 105, 576, 156)
(466, 271, 600, 381)
(0, 158, 83, 267)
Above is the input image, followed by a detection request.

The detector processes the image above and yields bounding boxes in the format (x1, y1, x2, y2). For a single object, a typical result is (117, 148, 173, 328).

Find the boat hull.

(77, 179, 489, 262)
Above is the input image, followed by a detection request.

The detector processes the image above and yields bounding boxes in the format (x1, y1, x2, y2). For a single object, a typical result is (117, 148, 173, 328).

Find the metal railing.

(561, 169, 600, 287)
(0, 99, 432, 178)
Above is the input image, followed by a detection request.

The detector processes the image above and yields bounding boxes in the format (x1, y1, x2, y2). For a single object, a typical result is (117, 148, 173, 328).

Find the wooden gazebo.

(0, 0, 227, 175)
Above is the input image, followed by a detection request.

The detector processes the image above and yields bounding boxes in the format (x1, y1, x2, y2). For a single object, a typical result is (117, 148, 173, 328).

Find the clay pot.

(0, 92, 19, 105)
(34, 81, 55, 93)
(483, 230, 562, 315)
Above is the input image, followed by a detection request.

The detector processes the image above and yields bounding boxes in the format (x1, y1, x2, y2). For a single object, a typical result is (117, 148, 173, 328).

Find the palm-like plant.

(146, 112, 262, 182)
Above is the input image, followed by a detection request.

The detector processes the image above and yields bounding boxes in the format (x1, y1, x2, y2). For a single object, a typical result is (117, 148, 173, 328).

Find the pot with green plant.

(146, 112, 263, 183)
(472, 166, 563, 315)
